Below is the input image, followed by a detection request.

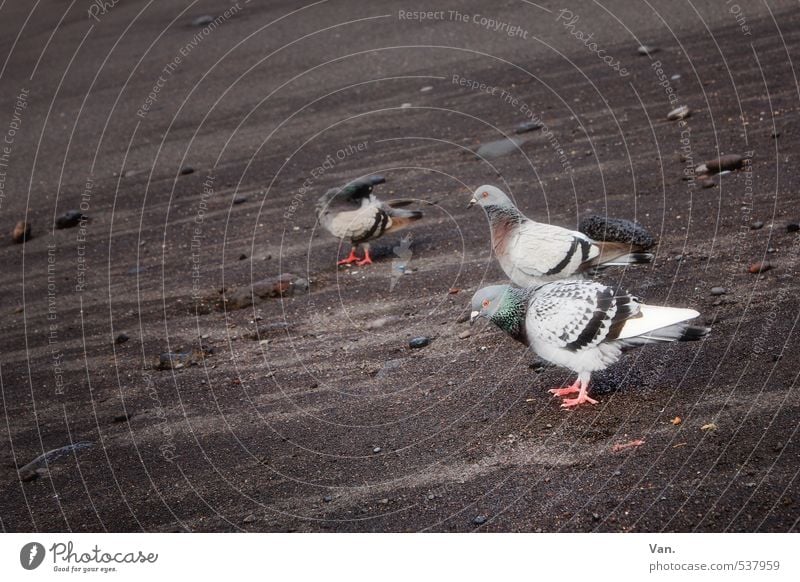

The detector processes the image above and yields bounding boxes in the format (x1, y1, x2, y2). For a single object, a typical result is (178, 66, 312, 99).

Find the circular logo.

(20, 542, 45, 570)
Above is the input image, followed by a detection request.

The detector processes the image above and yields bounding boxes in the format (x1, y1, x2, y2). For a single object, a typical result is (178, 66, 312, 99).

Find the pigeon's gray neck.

(485, 203, 524, 225)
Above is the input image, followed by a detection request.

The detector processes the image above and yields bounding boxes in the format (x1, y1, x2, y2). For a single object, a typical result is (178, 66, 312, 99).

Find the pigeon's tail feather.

(386, 209, 423, 233)
(599, 252, 654, 267)
(587, 241, 653, 269)
(386, 199, 417, 208)
(621, 321, 710, 348)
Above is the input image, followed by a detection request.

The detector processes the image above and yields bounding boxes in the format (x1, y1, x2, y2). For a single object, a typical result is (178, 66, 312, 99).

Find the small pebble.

(400, 103, 412, 109)
(233, 196, 248, 205)
(180, 166, 195, 175)
(112, 412, 132, 423)
(192, 15, 214, 27)
(427, 493, 435, 500)
(710, 287, 726, 296)
(592, 512, 601, 521)
(748, 261, 772, 274)
(409, 336, 431, 349)
(750, 221, 764, 230)
(637, 45, 659, 55)
(239, 253, 247, 261)
(455, 312, 470, 324)
(476, 137, 524, 160)
(514, 120, 543, 134)
(667, 105, 690, 121)
(787, 223, 799, 233)
(420, 86, 433, 92)
(458, 330, 472, 339)
(243, 514, 257, 523)
(12, 221, 31, 243)
(115, 332, 130, 344)
(372, 446, 382, 454)
(323, 495, 333, 502)
(670, 74, 681, 80)
(472, 515, 487, 525)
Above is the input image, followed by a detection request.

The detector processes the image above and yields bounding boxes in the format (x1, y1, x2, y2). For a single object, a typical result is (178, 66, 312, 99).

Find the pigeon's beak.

(467, 197, 477, 209)
(469, 310, 480, 325)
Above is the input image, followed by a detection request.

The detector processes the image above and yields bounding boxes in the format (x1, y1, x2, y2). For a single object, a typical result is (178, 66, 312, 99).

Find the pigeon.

(470, 281, 708, 408)
(469, 185, 653, 286)
(317, 175, 423, 266)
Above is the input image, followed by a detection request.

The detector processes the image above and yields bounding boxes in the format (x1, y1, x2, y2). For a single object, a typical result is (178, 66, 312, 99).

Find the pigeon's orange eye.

(482, 299, 490, 308)
(481, 191, 489, 198)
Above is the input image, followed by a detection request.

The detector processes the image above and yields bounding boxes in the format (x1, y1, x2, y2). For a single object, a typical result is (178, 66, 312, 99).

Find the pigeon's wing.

(507, 221, 600, 277)
(317, 177, 383, 215)
(327, 200, 391, 243)
(527, 281, 640, 352)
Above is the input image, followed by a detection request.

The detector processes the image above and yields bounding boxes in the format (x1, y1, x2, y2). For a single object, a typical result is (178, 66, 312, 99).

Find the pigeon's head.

(468, 185, 511, 209)
(470, 284, 512, 324)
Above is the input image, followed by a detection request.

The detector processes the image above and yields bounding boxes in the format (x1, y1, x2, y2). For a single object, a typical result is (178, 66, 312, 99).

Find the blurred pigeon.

(317, 175, 422, 266)
(470, 281, 708, 408)
(390, 233, 414, 290)
(469, 185, 653, 286)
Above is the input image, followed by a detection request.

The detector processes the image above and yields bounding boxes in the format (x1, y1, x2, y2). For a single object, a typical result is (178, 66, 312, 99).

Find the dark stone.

(180, 166, 194, 175)
(112, 412, 133, 423)
(710, 287, 726, 296)
(233, 196, 248, 205)
(750, 221, 764, 230)
(239, 254, 247, 261)
(115, 332, 129, 344)
(472, 515, 487, 525)
(323, 495, 333, 503)
(579, 215, 655, 249)
(155, 352, 192, 370)
(787, 223, 799, 233)
(637, 45, 659, 55)
(409, 336, 431, 349)
(514, 120, 543, 134)
(699, 154, 744, 174)
(55, 210, 86, 229)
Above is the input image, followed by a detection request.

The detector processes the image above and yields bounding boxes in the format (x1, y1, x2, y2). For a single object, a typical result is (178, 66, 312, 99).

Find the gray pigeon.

(469, 185, 653, 286)
(470, 281, 708, 408)
(317, 176, 422, 266)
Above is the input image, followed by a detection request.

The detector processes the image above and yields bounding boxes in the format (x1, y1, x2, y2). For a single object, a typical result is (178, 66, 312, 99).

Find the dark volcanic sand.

(1, 1, 799, 532)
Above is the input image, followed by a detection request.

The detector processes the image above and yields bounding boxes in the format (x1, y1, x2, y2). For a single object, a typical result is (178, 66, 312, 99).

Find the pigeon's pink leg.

(356, 248, 373, 266)
(560, 377, 598, 408)
(548, 379, 581, 398)
(338, 247, 360, 265)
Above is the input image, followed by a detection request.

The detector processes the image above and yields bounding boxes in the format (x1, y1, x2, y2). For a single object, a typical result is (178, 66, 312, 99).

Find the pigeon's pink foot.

(338, 248, 360, 265)
(356, 249, 373, 266)
(559, 379, 598, 408)
(560, 393, 599, 408)
(548, 380, 580, 398)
